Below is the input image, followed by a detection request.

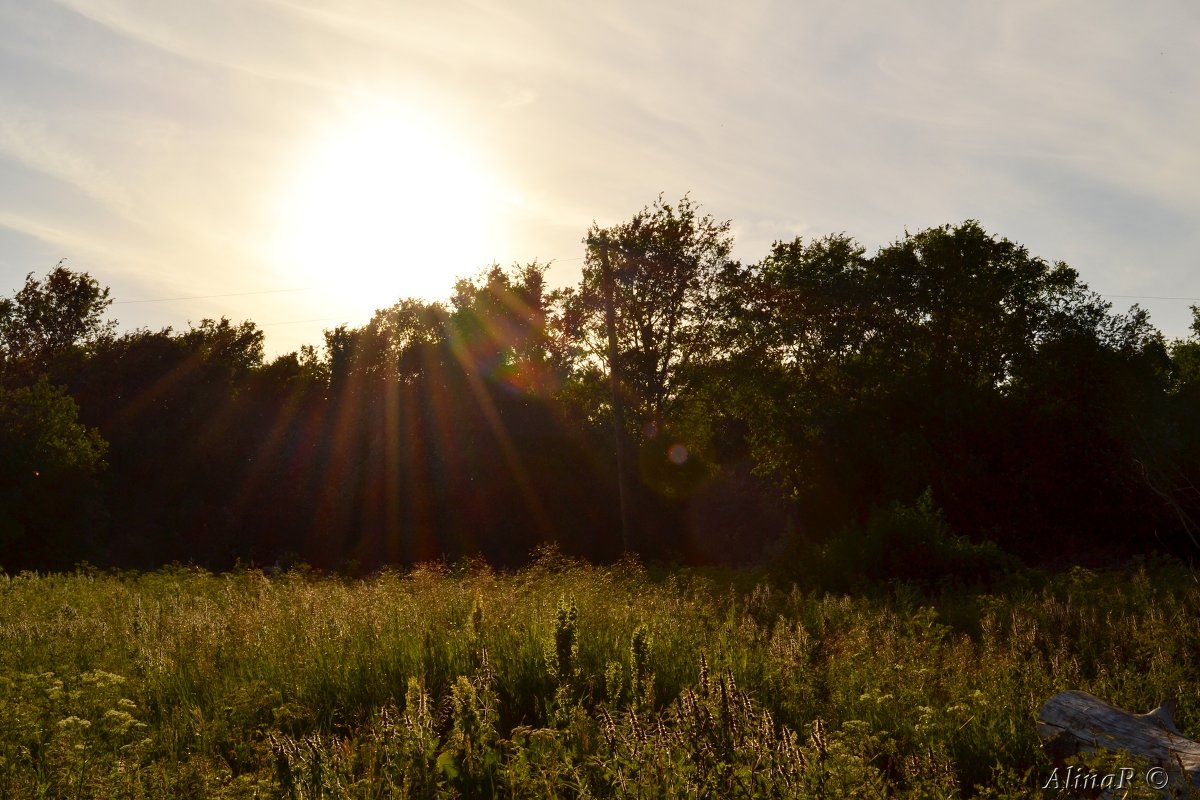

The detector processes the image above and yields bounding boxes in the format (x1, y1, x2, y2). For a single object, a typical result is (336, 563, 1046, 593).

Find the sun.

(271, 104, 506, 312)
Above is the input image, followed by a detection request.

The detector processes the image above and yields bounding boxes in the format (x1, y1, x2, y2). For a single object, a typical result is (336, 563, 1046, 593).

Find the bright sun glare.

(272, 105, 505, 312)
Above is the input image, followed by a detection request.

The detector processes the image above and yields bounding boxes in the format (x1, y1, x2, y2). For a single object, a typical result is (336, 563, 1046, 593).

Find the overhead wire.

(106, 270, 1197, 330)
(260, 316, 359, 327)
(113, 287, 316, 304)
(109, 257, 588, 305)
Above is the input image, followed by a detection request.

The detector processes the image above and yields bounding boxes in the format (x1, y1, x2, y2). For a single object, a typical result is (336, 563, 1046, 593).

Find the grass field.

(1, 550, 1197, 798)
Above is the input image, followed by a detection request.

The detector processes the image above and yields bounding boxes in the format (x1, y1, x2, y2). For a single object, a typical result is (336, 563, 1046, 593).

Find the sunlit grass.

(0, 552, 1196, 797)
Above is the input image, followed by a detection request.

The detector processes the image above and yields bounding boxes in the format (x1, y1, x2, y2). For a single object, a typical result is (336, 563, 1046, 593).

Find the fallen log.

(1038, 690, 1200, 796)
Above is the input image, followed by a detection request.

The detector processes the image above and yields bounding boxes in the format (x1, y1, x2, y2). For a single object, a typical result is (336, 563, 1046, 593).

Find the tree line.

(2, 196, 1199, 575)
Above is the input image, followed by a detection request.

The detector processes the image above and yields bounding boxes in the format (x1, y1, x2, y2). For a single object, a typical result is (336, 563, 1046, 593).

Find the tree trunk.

(1038, 690, 1200, 796)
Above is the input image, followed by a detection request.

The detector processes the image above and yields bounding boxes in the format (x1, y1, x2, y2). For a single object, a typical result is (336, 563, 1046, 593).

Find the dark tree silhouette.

(2, 209, 1198, 573)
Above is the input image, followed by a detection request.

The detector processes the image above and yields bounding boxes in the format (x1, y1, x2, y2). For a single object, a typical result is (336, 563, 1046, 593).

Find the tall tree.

(569, 195, 735, 428)
(553, 196, 736, 555)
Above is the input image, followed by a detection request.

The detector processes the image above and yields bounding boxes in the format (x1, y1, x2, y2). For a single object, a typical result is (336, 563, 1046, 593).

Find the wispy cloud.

(0, 113, 138, 222)
(0, 0, 1196, 353)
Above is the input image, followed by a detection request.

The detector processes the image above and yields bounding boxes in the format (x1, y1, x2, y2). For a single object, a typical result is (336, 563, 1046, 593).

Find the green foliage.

(0, 376, 107, 479)
(629, 624, 653, 709)
(449, 261, 567, 395)
(1, 559, 1197, 796)
(544, 595, 578, 687)
(571, 194, 735, 427)
(0, 669, 152, 797)
(0, 377, 108, 568)
(788, 490, 1019, 592)
(5, 205, 1200, 794)
(179, 317, 266, 382)
(713, 220, 1180, 553)
(11, 211, 1198, 573)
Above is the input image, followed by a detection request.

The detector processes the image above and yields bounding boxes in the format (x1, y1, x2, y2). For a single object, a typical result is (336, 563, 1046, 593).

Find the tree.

(711, 233, 872, 520)
(0, 376, 108, 568)
(367, 298, 452, 389)
(0, 377, 107, 483)
(449, 262, 561, 395)
(178, 317, 265, 382)
(0, 262, 116, 381)
(55, 320, 272, 568)
(570, 195, 735, 428)
(1148, 305, 1200, 550)
(717, 221, 1171, 553)
(554, 197, 735, 555)
(1169, 305, 1200, 391)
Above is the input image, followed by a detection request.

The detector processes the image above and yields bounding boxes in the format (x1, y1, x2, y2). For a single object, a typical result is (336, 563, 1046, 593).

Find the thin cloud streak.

(0, 114, 137, 224)
(0, 0, 1196, 354)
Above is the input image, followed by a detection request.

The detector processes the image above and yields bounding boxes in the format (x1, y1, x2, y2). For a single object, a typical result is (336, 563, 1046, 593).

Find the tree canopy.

(1, 206, 1197, 573)
(0, 263, 115, 381)
(571, 195, 734, 427)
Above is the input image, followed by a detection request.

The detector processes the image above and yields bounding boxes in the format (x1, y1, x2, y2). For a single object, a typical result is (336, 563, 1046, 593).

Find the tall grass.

(0, 552, 1196, 797)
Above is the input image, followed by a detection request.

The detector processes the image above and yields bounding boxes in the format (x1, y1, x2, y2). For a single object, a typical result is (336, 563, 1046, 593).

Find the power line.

(113, 287, 315, 304)
(108, 258, 588, 306)
(260, 316, 358, 327)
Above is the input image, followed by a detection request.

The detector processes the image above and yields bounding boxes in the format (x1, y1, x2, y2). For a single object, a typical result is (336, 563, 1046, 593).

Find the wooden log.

(1038, 690, 1200, 795)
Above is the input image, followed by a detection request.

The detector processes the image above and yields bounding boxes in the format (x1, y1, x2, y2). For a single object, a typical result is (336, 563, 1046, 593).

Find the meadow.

(1, 551, 1197, 798)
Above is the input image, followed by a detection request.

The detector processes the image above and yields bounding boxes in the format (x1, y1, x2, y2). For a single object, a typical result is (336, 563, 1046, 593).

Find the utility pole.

(591, 234, 636, 554)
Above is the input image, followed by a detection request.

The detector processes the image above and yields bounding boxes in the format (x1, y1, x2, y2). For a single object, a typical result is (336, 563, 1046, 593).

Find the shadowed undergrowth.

(1, 551, 1197, 797)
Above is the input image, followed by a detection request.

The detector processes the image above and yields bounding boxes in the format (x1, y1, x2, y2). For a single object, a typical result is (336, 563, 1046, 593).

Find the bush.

(789, 489, 1018, 592)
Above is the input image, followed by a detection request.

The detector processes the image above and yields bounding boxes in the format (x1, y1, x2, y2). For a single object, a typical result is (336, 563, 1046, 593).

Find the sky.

(1, 0, 1197, 357)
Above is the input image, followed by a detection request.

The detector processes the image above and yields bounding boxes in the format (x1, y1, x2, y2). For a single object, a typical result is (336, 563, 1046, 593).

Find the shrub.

(791, 489, 1018, 592)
